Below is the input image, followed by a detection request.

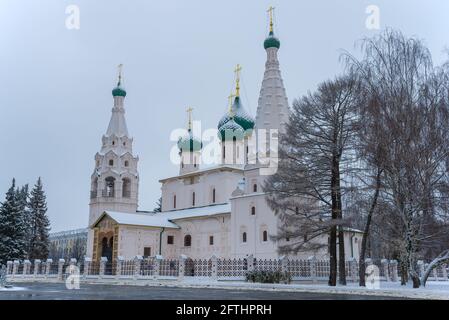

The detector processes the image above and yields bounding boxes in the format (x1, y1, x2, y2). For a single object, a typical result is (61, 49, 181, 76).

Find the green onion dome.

(264, 31, 280, 49)
(177, 130, 202, 152)
(218, 118, 245, 141)
(112, 82, 127, 97)
(218, 96, 255, 133)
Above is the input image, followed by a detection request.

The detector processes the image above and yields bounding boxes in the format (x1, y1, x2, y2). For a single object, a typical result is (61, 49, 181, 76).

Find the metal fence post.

(211, 255, 218, 281)
(381, 259, 390, 282)
(99, 257, 107, 278)
(84, 257, 91, 278)
(134, 256, 143, 280)
(308, 256, 317, 282)
(24, 260, 31, 276)
(34, 259, 41, 277)
(390, 260, 399, 282)
(57, 259, 65, 281)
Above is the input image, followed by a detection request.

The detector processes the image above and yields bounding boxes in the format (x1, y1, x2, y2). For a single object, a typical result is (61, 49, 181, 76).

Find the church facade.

(86, 14, 363, 262)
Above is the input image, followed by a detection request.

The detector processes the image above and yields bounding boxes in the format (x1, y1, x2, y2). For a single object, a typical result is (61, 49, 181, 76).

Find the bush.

(245, 270, 292, 284)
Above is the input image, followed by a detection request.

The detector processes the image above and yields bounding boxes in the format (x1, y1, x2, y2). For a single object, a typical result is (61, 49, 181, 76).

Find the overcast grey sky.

(1, 0, 449, 232)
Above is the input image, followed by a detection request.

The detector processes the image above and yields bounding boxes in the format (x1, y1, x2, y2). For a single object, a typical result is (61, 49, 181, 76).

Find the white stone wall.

(160, 168, 243, 212)
(161, 215, 231, 259)
(117, 226, 161, 259)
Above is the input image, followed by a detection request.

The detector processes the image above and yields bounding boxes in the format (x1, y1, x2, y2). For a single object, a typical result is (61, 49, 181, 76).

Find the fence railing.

(5, 256, 449, 283)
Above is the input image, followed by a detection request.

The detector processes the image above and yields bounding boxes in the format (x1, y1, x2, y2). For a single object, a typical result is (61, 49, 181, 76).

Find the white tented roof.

(98, 211, 179, 229)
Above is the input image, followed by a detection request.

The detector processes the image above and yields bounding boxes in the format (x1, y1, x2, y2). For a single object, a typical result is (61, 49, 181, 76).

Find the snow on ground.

(0, 286, 28, 291)
(127, 279, 449, 300)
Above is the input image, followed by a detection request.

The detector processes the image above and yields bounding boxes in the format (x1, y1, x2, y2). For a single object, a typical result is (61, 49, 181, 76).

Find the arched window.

(124, 160, 129, 167)
(253, 184, 258, 192)
(173, 195, 177, 209)
(104, 177, 115, 197)
(109, 159, 114, 166)
(263, 230, 268, 242)
(212, 188, 216, 203)
(192, 192, 196, 206)
(242, 232, 247, 243)
(223, 146, 226, 159)
(251, 206, 256, 216)
(184, 235, 192, 247)
(122, 178, 131, 198)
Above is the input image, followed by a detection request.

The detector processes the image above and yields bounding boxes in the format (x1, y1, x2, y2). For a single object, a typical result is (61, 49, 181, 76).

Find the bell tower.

(87, 65, 139, 257)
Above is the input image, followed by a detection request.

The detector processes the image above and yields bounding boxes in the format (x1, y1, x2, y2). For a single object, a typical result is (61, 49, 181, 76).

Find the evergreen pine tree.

(28, 177, 50, 260)
(16, 184, 31, 257)
(0, 179, 27, 264)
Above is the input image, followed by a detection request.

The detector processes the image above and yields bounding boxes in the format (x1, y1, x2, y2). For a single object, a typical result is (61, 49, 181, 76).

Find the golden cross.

(234, 64, 242, 97)
(267, 6, 275, 32)
(186, 107, 194, 130)
(117, 64, 123, 85)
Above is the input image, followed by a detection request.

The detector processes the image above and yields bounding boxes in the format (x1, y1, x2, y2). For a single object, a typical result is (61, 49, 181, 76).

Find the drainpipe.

(159, 227, 165, 255)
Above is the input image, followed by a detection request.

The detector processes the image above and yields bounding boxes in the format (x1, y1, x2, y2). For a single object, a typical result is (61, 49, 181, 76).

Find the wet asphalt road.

(0, 282, 408, 300)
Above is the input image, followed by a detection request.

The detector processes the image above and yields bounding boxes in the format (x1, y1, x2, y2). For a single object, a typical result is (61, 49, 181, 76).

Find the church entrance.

(101, 236, 113, 262)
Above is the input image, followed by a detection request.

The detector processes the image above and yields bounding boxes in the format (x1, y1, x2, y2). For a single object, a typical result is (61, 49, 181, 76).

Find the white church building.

(86, 13, 362, 263)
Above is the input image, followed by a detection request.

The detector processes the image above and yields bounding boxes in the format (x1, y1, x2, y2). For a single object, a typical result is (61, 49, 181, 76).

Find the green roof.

(218, 96, 255, 132)
(112, 81, 127, 97)
(218, 118, 245, 141)
(177, 130, 202, 152)
(264, 31, 280, 49)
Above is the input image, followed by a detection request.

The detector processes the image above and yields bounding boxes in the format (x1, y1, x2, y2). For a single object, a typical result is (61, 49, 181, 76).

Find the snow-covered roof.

(93, 211, 180, 229)
(91, 203, 231, 229)
(160, 203, 231, 220)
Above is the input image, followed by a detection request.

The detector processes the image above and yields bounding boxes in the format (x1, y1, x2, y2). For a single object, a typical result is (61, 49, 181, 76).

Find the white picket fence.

(5, 256, 449, 283)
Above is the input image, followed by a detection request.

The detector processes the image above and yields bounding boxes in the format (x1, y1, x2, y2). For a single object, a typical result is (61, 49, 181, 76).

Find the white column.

(57, 259, 65, 281)
(24, 260, 31, 276)
(381, 259, 390, 282)
(178, 255, 187, 281)
(308, 256, 317, 282)
(390, 260, 399, 282)
(84, 257, 91, 278)
(34, 259, 41, 277)
(99, 257, 107, 278)
(211, 255, 218, 281)
(116, 256, 124, 278)
(45, 259, 52, 278)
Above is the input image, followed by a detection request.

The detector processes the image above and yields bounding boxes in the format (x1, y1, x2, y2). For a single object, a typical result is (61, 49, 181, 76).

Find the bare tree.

(264, 75, 360, 286)
(344, 29, 449, 288)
